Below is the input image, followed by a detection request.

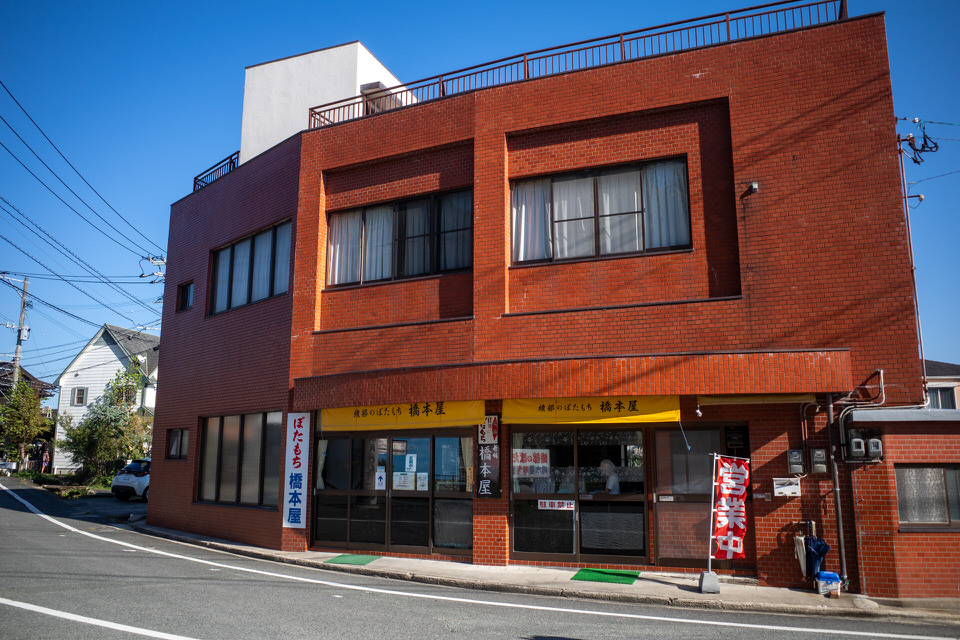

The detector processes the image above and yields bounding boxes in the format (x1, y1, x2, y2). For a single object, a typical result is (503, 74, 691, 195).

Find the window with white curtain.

(895, 465, 960, 526)
(210, 220, 292, 314)
(327, 189, 473, 286)
(929, 387, 957, 410)
(511, 158, 690, 263)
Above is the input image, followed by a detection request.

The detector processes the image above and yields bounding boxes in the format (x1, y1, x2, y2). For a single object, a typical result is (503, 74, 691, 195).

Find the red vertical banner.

(711, 455, 750, 560)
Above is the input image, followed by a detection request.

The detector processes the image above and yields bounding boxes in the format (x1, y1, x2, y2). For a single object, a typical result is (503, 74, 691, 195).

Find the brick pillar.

(282, 527, 310, 552)
(473, 412, 510, 565)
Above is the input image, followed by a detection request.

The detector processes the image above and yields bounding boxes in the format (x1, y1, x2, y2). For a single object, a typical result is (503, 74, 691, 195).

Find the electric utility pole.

(11, 276, 28, 386)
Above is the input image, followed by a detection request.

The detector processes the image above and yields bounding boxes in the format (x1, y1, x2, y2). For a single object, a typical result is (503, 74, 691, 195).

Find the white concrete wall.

(239, 42, 401, 164)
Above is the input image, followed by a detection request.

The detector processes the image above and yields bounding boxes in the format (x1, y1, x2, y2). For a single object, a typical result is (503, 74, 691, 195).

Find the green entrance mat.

(571, 568, 640, 585)
(324, 554, 380, 565)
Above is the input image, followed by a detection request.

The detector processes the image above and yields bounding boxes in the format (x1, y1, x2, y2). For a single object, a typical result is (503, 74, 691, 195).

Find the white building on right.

(925, 359, 960, 409)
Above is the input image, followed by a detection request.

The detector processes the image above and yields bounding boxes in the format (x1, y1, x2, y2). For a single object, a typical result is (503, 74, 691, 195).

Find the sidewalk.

(128, 519, 960, 624)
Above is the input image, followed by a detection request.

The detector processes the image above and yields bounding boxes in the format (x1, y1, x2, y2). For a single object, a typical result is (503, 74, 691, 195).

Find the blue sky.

(1, 0, 958, 401)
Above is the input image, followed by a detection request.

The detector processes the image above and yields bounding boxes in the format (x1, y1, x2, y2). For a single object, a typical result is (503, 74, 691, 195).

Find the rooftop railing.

(193, 151, 239, 192)
(195, 0, 846, 191)
(308, 0, 846, 130)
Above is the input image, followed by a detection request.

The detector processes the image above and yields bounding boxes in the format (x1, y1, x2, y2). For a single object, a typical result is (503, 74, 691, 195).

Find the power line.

(4, 271, 150, 282)
(21, 338, 88, 352)
(0, 113, 158, 258)
(0, 196, 157, 314)
(0, 234, 132, 321)
(0, 78, 165, 257)
(23, 305, 89, 340)
(0, 139, 141, 257)
(907, 169, 960, 188)
(0, 273, 158, 284)
(0, 276, 101, 328)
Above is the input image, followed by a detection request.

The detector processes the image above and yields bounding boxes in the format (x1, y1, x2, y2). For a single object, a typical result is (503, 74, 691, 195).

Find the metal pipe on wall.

(826, 394, 848, 584)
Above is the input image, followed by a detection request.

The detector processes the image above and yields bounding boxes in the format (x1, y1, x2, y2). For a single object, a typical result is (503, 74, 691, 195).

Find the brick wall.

(851, 423, 960, 599)
(157, 13, 935, 593)
(291, 14, 921, 410)
(150, 136, 302, 548)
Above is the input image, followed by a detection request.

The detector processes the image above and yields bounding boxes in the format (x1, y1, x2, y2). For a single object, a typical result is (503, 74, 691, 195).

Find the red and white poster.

(711, 455, 750, 559)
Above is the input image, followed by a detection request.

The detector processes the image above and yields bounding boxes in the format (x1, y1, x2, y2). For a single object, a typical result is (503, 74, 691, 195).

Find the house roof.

(925, 359, 960, 378)
(54, 324, 160, 387)
(104, 324, 160, 375)
(0, 361, 56, 399)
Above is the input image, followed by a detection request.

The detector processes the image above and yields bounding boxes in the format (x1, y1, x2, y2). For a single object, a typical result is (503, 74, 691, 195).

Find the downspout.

(826, 394, 848, 585)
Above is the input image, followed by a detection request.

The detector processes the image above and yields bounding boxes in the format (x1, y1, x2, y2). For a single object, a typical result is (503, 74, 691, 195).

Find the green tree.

(0, 381, 48, 470)
(56, 363, 153, 478)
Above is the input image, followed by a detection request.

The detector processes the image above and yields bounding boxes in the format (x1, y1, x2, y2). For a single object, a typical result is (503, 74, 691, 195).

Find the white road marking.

(0, 596, 199, 640)
(0, 482, 954, 640)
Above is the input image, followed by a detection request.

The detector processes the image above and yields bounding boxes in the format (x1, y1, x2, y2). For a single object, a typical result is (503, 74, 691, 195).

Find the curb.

(128, 523, 960, 624)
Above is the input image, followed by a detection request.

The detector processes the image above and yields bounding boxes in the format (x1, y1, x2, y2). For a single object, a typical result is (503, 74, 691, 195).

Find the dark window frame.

(510, 157, 692, 265)
(210, 220, 291, 314)
(314, 430, 474, 554)
(167, 428, 189, 459)
(197, 411, 282, 508)
(177, 282, 194, 312)
(326, 189, 473, 287)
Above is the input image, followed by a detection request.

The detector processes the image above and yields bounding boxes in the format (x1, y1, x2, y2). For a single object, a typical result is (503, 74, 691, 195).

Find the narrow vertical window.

(177, 282, 194, 312)
(273, 221, 291, 295)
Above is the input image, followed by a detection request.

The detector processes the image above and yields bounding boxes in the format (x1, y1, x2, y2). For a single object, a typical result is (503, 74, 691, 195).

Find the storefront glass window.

(511, 431, 574, 494)
(434, 437, 474, 492)
(354, 438, 388, 491)
(391, 437, 430, 490)
(577, 430, 644, 494)
(655, 429, 721, 495)
(513, 500, 575, 553)
(314, 432, 473, 553)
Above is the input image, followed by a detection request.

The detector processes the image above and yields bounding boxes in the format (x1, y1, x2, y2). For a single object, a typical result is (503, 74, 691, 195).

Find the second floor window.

(511, 158, 691, 263)
(930, 387, 957, 410)
(211, 221, 291, 313)
(72, 387, 87, 406)
(327, 190, 472, 286)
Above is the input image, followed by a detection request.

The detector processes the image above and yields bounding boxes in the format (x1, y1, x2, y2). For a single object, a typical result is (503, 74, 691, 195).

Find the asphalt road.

(2, 478, 958, 640)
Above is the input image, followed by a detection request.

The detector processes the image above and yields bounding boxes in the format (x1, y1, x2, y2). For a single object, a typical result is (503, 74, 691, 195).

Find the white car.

(111, 459, 150, 501)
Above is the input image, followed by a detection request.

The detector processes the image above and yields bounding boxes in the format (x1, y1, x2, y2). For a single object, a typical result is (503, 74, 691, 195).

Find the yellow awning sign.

(504, 396, 679, 424)
(322, 400, 484, 432)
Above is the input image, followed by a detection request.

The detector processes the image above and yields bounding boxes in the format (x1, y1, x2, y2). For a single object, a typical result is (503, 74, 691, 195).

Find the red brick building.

(151, 0, 960, 600)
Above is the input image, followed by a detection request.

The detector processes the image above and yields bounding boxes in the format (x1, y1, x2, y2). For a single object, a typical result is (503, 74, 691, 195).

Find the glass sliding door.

(577, 430, 645, 559)
(652, 426, 753, 570)
(349, 437, 388, 548)
(510, 430, 575, 555)
(314, 431, 473, 554)
(390, 436, 430, 549)
(509, 427, 645, 562)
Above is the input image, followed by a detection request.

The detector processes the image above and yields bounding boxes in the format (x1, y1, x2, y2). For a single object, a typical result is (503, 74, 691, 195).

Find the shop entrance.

(652, 426, 751, 568)
(313, 432, 474, 555)
(510, 428, 647, 562)
(508, 424, 752, 568)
